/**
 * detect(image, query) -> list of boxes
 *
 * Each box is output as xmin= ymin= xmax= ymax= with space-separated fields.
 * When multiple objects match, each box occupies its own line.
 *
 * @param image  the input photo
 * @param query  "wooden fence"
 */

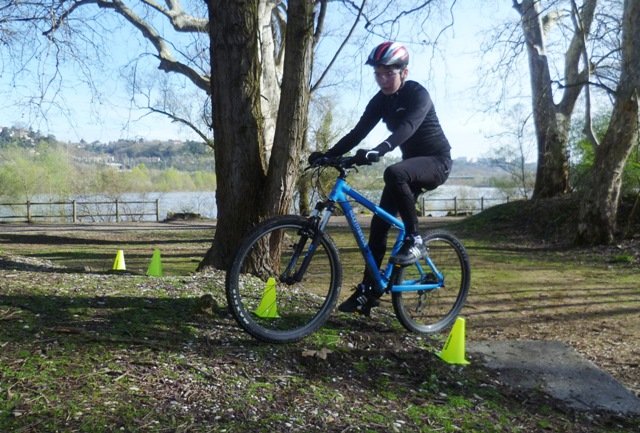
xmin=0 ymin=196 xmax=511 ymax=223
xmin=0 ymin=199 xmax=161 ymax=223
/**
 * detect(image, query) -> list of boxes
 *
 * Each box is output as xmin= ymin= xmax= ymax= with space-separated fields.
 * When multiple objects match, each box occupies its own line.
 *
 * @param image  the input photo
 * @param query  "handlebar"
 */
xmin=305 ymin=156 xmax=360 ymax=178
xmin=306 ymin=155 xmax=364 ymax=169
xmin=321 ymin=155 xmax=354 ymax=167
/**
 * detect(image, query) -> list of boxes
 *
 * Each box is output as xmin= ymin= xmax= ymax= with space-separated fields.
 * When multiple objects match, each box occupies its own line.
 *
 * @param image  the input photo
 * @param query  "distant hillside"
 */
xmin=448 ymin=157 xmax=536 ymax=187
xmin=0 ymin=126 xmax=56 ymax=147
xmin=0 ymin=125 xmax=214 ymax=172
xmin=0 ymin=125 xmax=534 ymax=184
xmin=80 ymin=139 xmax=214 ymax=172
xmin=380 ymin=154 xmax=536 ymax=187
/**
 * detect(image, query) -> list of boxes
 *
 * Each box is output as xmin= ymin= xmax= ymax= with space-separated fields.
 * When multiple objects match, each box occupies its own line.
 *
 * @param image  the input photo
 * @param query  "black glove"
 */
xmin=308 ymin=151 xmax=326 ymax=166
xmin=353 ymin=148 xmax=380 ymax=165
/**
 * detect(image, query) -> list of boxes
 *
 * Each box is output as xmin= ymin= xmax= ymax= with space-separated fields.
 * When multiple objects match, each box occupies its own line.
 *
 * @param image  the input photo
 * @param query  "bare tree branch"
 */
xmin=552 ymin=78 xmax=616 ymax=95
xmin=570 ymin=0 xmax=599 ymax=148
xmin=43 ymin=0 xmax=210 ymax=92
xmin=368 ymin=0 xmax=437 ymax=29
xmin=355 ymin=0 xmax=437 ymax=35
xmin=43 ymin=0 xmax=100 ymax=38
xmin=142 ymin=103 xmax=213 ymax=146
xmin=138 ymin=0 xmax=208 ymax=32
xmin=311 ymin=0 xmax=366 ymax=92
xmin=313 ymin=0 xmax=328 ymax=45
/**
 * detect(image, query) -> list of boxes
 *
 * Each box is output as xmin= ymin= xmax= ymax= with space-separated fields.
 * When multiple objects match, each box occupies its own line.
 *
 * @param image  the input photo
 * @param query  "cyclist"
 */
xmin=309 ymin=41 xmax=452 ymax=315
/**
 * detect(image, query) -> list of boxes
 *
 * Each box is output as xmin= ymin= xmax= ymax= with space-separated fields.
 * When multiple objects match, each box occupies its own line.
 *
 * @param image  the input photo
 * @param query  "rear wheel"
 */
xmin=392 ymin=230 xmax=470 ymax=333
xmin=225 ymin=216 xmax=342 ymax=343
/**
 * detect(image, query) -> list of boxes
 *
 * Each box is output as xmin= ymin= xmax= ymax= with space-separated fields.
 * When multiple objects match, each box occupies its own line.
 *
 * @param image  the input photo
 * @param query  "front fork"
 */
xmin=281 ymin=201 xmax=333 ymax=284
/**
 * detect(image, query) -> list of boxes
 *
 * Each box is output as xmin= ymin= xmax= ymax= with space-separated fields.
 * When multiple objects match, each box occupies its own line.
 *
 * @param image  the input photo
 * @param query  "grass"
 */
xmin=0 ymin=222 xmax=212 ymax=274
xmin=0 ymin=218 xmax=639 ymax=432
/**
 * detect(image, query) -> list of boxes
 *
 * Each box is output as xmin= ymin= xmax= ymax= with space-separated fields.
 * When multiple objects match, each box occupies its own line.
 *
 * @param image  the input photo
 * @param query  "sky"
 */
xmin=0 ymin=1 xmax=528 ymax=161
xmin=340 ymin=1 xmax=527 ymax=160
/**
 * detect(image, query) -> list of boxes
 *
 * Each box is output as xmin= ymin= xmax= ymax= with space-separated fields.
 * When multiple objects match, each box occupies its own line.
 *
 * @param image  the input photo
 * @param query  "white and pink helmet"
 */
xmin=365 ymin=42 xmax=409 ymax=68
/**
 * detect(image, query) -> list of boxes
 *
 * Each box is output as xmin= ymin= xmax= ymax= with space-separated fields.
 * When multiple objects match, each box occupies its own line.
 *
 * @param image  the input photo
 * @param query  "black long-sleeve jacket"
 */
xmin=326 ymin=80 xmax=451 ymax=159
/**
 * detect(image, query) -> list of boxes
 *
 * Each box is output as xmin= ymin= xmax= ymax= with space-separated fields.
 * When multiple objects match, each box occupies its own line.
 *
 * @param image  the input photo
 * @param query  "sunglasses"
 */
xmin=374 ymin=70 xmax=402 ymax=80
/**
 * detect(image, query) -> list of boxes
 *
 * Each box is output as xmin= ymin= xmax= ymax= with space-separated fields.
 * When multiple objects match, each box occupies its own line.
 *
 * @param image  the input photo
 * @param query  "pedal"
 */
xmin=357 ymin=298 xmax=380 ymax=317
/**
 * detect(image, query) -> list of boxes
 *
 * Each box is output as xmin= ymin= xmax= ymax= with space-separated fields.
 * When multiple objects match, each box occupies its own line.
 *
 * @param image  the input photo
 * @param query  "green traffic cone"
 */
xmin=436 ymin=317 xmax=470 ymax=365
xmin=146 ymin=249 xmax=163 ymax=277
xmin=254 ymin=277 xmax=280 ymax=318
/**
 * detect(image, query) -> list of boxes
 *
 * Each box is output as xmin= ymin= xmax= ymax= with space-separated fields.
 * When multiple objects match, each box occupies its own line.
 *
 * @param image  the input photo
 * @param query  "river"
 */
xmin=0 ymin=185 xmax=520 ymax=222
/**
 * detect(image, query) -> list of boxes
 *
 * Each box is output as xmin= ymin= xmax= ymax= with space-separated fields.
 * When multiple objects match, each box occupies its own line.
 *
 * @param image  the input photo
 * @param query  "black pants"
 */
xmin=363 ymin=156 xmax=452 ymax=286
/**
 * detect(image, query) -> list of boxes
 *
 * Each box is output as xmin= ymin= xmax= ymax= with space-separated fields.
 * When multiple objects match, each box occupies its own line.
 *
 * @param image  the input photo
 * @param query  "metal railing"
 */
xmin=418 ymin=196 xmax=511 ymax=216
xmin=0 ymin=199 xmax=161 ymax=223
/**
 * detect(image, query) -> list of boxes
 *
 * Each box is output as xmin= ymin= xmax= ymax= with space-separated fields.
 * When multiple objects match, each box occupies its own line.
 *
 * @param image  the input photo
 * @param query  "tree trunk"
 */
xmin=264 ymin=0 xmax=315 ymax=217
xmin=199 ymin=0 xmax=316 ymax=271
xmin=258 ymin=0 xmax=283 ymax=163
xmin=516 ymin=0 xmax=568 ymax=198
xmin=514 ymin=0 xmax=596 ymax=199
xmin=576 ymin=0 xmax=640 ymax=244
xmin=200 ymin=0 xmax=266 ymax=270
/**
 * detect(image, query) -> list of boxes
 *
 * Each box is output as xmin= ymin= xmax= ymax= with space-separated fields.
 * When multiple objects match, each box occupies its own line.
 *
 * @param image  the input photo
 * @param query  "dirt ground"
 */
xmin=0 ymin=220 xmax=638 ymax=408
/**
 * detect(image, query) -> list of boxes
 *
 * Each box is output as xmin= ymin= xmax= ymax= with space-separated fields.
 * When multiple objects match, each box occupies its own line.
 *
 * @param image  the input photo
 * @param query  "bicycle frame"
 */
xmin=316 ymin=174 xmax=444 ymax=296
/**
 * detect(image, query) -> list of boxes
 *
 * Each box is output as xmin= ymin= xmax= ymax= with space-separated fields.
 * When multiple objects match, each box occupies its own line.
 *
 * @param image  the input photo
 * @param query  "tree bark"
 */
xmin=200 ymin=0 xmax=266 ymax=270
xmin=576 ymin=0 xmax=640 ymax=244
xmin=264 ymin=0 xmax=315 ymax=217
xmin=199 ymin=0 xmax=316 ymax=270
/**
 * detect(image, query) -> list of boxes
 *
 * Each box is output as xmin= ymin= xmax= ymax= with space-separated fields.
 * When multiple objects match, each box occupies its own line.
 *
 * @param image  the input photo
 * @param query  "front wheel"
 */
xmin=225 ymin=216 xmax=342 ymax=343
xmin=392 ymin=230 xmax=470 ymax=334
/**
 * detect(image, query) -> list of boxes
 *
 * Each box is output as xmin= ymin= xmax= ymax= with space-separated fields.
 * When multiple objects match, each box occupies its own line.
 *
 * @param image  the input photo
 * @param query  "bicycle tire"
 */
xmin=392 ymin=230 xmax=470 ymax=334
xmin=225 ymin=215 xmax=342 ymax=343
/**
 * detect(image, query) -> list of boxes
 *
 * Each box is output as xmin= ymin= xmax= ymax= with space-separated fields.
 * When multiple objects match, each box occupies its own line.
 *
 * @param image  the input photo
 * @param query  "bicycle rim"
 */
xmin=225 ymin=216 xmax=342 ymax=343
xmin=392 ymin=230 xmax=470 ymax=334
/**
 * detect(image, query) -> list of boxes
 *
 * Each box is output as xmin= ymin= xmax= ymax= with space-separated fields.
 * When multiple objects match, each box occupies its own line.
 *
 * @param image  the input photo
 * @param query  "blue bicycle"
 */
xmin=225 ymin=156 xmax=470 ymax=343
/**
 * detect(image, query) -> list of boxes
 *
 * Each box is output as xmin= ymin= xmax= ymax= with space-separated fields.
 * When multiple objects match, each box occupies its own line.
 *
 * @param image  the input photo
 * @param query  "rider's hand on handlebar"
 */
xmin=308 ymin=151 xmax=327 ymax=166
xmin=353 ymin=148 xmax=380 ymax=166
